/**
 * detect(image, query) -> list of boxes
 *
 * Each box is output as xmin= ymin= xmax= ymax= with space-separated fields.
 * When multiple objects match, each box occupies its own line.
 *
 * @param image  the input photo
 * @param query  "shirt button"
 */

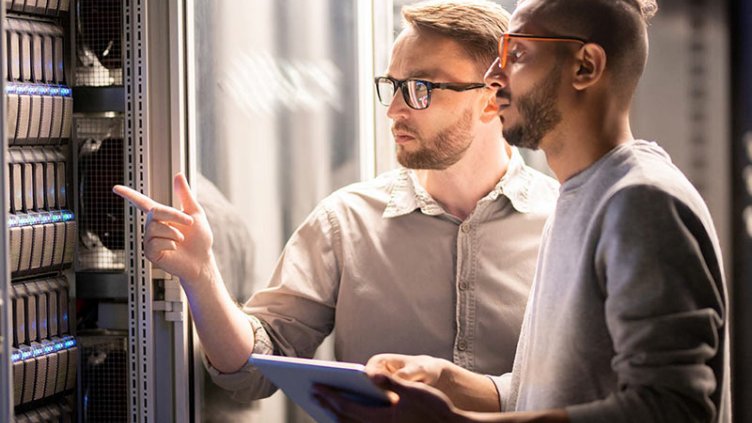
xmin=457 ymin=340 xmax=468 ymax=351
xmin=458 ymin=281 xmax=468 ymax=291
xmin=460 ymin=224 xmax=470 ymax=233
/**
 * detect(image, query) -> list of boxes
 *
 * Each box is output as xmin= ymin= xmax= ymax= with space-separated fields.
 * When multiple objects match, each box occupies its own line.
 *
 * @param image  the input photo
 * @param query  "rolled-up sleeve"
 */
xmin=487 ymin=373 xmax=513 ymax=412
xmin=567 ymin=186 xmax=728 ymax=422
xmin=204 ymin=315 xmax=278 ymax=401
xmin=205 ymin=201 xmax=342 ymax=401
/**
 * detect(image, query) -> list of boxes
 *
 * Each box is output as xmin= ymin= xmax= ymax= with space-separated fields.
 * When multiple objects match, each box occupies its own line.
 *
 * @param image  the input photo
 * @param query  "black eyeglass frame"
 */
xmin=374 ymin=76 xmax=486 ymax=110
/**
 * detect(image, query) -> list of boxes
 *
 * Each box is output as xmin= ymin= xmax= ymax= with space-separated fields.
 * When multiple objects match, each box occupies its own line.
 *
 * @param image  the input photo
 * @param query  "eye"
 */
xmin=507 ymin=48 xmax=525 ymax=64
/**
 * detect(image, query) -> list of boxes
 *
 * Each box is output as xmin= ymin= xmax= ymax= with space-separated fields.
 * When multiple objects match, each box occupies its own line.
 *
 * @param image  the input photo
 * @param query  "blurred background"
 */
xmin=191 ymin=0 xmax=751 ymax=422
xmin=2 ymin=0 xmax=749 ymax=422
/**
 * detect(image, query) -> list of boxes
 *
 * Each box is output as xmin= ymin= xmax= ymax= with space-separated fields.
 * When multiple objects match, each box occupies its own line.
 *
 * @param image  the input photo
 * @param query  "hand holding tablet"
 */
xmin=248 ymin=354 xmax=391 ymax=422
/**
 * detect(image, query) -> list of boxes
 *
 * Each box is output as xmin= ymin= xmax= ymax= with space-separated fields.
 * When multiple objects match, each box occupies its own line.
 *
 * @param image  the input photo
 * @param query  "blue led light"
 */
xmin=41 ymin=214 xmax=51 ymax=224
xmin=63 ymin=212 xmax=74 ymax=220
xmin=44 ymin=345 xmax=53 ymax=354
xmin=53 ymin=342 xmax=64 ymax=351
xmin=50 ymin=87 xmax=60 ymax=96
xmin=64 ymin=339 xmax=76 ymax=348
xmin=21 ymin=351 xmax=32 ymax=360
xmin=51 ymin=213 xmax=62 ymax=222
xmin=11 ymin=353 xmax=21 ymax=362
xmin=61 ymin=87 xmax=72 ymax=96
xmin=32 ymin=348 xmax=43 ymax=357
xmin=6 ymin=85 xmax=16 ymax=94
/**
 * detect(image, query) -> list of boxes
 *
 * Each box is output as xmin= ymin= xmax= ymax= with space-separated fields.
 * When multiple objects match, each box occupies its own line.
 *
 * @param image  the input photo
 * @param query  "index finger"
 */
xmin=366 ymin=354 xmax=406 ymax=376
xmin=113 ymin=185 xmax=159 ymax=212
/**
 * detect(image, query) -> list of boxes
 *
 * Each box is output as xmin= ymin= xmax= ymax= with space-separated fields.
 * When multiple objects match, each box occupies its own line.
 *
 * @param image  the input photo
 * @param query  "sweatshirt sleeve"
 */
xmin=567 ymin=185 xmax=728 ymax=423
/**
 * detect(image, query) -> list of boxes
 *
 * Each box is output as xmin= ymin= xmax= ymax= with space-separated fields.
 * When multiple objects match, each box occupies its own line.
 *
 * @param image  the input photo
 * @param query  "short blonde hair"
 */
xmin=401 ymin=0 xmax=510 ymax=72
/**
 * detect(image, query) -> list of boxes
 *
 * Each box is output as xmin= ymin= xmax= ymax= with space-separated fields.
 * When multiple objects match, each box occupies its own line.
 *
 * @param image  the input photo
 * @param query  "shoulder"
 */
xmin=522 ymin=164 xmax=560 ymax=211
xmin=325 ymin=169 xmax=400 ymax=204
xmin=507 ymin=157 xmax=559 ymax=215
xmin=601 ymin=141 xmax=709 ymax=220
xmin=312 ymin=169 xmax=403 ymax=220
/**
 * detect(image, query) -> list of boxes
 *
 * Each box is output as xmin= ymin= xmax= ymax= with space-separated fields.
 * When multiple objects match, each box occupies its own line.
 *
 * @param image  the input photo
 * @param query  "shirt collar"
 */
xmin=383 ymin=147 xmax=543 ymax=218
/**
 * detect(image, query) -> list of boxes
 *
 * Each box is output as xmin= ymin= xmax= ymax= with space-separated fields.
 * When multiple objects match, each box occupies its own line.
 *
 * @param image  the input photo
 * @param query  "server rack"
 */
xmin=0 ymin=0 xmax=195 ymax=421
xmin=2 ymin=1 xmax=78 ymax=421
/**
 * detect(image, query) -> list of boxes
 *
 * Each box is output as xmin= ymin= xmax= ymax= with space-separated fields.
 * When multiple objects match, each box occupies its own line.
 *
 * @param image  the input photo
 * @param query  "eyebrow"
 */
xmin=387 ymin=70 xmax=460 ymax=81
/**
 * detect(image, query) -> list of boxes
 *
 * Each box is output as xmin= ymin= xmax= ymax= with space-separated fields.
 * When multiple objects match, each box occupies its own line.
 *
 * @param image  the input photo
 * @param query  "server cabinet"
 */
xmin=0 ymin=0 xmax=195 ymax=421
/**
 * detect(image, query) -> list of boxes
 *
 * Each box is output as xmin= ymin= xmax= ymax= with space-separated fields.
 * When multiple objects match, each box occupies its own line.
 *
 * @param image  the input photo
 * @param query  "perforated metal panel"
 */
xmin=124 ymin=0 xmax=154 ymax=421
xmin=75 ymin=115 xmax=125 ymax=271
xmin=75 ymin=0 xmax=123 ymax=86
xmin=79 ymin=334 xmax=128 ymax=422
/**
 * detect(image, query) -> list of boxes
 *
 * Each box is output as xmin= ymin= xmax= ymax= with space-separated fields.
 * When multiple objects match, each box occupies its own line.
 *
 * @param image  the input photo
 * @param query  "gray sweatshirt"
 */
xmin=492 ymin=140 xmax=731 ymax=422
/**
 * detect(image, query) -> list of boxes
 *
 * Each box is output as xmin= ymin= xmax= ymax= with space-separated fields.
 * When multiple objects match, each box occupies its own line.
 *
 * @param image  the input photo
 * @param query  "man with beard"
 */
xmin=112 ymin=0 xmax=558 ymax=404
xmin=315 ymin=0 xmax=732 ymax=421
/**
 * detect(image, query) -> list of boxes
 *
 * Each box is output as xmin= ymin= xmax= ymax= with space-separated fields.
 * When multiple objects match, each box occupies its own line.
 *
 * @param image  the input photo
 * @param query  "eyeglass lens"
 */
xmin=376 ymin=78 xmax=430 ymax=109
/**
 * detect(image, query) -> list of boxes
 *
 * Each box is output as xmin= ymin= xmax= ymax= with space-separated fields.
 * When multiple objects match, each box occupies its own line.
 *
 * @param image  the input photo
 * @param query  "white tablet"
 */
xmin=248 ymin=354 xmax=391 ymax=422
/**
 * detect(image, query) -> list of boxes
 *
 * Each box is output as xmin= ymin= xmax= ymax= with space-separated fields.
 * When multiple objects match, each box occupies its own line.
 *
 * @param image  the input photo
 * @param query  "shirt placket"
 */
xmin=453 ymin=208 xmax=482 ymax=371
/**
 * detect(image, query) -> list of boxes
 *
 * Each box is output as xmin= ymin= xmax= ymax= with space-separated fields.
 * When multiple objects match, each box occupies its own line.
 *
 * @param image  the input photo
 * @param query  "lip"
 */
xmin=393 ymin=132 xmax=416 ymax=144
xmin=495 ymin=102 xmax=510 ymax=115
xmin=495 ymin=93 xmax=511 ymax=114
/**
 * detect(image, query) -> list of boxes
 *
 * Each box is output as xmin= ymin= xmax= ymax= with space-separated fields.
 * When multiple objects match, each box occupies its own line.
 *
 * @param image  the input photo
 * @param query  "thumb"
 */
xmin=174 ymin=173 xmax=201 ymax=214
xmin=394 ymin=363 xmax=426 ymax=382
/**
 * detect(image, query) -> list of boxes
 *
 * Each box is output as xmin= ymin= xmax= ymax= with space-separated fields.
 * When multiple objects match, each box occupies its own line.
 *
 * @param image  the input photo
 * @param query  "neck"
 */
xmin=415 ymin=141 xmax=511 ymax=221
xmin=544 ymin=107 xmax=634 ymax=183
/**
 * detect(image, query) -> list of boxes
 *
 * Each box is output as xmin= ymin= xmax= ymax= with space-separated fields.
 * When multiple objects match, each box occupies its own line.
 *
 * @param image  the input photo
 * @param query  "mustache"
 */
xmin=392 ymin=122 xmax=418 ymax=135
xmin=496 ymin=90 xmax=511 ymax=102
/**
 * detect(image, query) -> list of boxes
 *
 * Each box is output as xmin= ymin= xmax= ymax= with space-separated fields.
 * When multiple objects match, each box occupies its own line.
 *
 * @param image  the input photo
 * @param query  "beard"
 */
xmin=502 ymin=65 xmax=563 ymax=150
xmin=395 ymin=108 xmax=474 ymax=170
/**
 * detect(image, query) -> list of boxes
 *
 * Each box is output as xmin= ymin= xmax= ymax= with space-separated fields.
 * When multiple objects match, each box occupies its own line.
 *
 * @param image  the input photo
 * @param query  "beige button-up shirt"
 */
xmin=206 ymin=147 xmax=559 ymax=401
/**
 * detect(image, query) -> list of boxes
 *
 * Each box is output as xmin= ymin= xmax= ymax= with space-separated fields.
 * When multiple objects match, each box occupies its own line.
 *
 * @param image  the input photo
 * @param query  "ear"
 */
xmin=479 ymin=87 xmax=500 ymax=124
xmin=572 ymin=43 xmax=606 ymax=91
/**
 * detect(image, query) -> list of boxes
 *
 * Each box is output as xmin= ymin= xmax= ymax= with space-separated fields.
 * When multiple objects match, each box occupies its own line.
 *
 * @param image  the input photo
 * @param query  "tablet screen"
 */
xmin=249 ymin=354 xmax=391 ymax=422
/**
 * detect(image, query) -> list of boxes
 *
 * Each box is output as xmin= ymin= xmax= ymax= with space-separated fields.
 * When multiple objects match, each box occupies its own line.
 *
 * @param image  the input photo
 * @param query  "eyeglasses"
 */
xmin=498 ymin=33 xmax=588 ymax=70
xmin=374 ymin=76 xmax=486 ymax=110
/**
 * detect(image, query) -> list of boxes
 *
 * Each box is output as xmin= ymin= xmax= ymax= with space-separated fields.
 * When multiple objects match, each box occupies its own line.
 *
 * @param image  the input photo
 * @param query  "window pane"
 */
xmin=192 ymin=1 xmax=360 ymax=421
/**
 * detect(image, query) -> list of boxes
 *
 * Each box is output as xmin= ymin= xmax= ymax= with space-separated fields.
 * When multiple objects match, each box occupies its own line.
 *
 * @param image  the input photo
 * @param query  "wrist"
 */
xmin=435 ymin=358 xmax=458 ymax=392
xmin=182 ymin=252 xmax=220 ymax=292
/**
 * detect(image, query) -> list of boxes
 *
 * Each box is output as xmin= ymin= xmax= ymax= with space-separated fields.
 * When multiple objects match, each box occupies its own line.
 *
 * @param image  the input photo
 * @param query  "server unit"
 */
xmin=3 ymin=1 xmax=78 ymax=421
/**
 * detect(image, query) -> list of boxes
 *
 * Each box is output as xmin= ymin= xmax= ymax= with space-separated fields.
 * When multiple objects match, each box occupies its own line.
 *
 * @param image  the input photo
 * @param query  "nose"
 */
xmin=483 ymin=57 xmax=508 ymax=90
xmin=386 ymin=88 xmax=410 ymax=120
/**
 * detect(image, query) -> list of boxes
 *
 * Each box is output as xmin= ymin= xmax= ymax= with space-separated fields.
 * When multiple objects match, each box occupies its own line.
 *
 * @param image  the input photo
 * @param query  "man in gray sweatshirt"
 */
xmin=316 ymin=0 xmax=732 ymax=422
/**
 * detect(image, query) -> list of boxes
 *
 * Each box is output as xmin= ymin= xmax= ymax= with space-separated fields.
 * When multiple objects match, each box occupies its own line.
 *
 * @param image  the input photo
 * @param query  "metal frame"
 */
xmin=731 ymin=0 xmax=752 ymax=419
xmin=356 ymin=0 xmax=378 ymax=181
xmin=167 ymin=0 xmax=192 ymax=421
xmin=0 ymin=5 xmax=12 ymax=422
xmin=372 ymin=0 xmax=397 ymax=176
xmin=124 ymin=0 xmax=155 ymax=421
xmin=183 ymin=0 xmax=203 ymax=420
xmin=124 ymin=0 xmax=194 ymax=421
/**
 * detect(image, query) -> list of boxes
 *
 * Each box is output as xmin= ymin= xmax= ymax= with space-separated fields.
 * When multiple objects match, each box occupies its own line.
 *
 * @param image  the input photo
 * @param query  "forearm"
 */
xmin=182 ymin=254 xmax=255 ymax=373
xmin=437 ymin=361 xmax=502 ymax=412
xmin=461 ymin=409 xmax=569 ymax=423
